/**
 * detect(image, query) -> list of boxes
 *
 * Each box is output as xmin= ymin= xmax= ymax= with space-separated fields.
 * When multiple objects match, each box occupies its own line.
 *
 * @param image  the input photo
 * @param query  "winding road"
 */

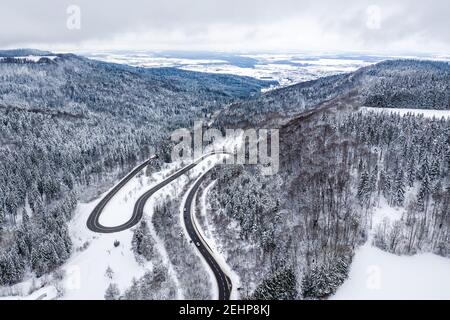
xmin=183 ymin=172 xmax=232 ymax=300
xmin=86 ymin=152 xmax=232 ymax=300
xmin=86 ymin=155 xmax=157 ymax=233
xmin=87 ymin=152 xmax=217 ymax=233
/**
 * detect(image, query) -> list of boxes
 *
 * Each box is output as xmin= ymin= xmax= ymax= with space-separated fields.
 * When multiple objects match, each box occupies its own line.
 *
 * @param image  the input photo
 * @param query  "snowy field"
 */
xmin=332 ymin=198 xmax=450 ymax=300
xmin=332 ymin=244 xmax=450 ymax=300
xmin=82 ymin=51 xmax=450 ymax=91
xmin=361 ymin=107 xmax=450 ymax=119
xmin=83 ymin=51 xmax=380 ymax=89
xmin=179 ymin=57 xmax=372 ymax=90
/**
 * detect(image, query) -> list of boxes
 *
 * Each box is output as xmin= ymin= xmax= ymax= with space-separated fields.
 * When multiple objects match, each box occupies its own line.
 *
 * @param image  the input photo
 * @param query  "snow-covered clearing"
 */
xmin=369 ymin=197 xmax=403 ymax=232
xmin=0 ymin=285 xmax=58 ymax=300
xmin=332 ymin=244 xmax=450 ymax=300
xmin=332 ymin=197 xmax=450 ymax=300
xmin=61 ymin=197 xmax=146 ymax=300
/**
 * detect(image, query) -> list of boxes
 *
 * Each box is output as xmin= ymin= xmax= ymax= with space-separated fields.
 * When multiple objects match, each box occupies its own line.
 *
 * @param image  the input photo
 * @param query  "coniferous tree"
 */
xmin=417 ymin=172 xmax=431 ymax=211
xmin=406 ymin=158 xmax=416 ymax=187
xmin=252 ymin=267 xmax=297 ymax=300
xmin=430 ymin=158 xmax=440 ymax=180
xmin=0 ymin=208 xmax=4 ymax=233
xmin=357 ymin=170 xmax=371 ymax=208
xmin=131 ymin=220 xmax=154 ymax=261
xmin=301 ymin=257 xmax=350 ymax=299
xmin=104 ymin=283 xmax=120 ymax=300
xmin=105 ymin=266 xmax=114 ymax=280
xmin=380 ymin=170 xmax=392 ymax=203
xmin=123 ymin=278 xmax=140 ymax=300
xmin=370 ymin=165 xmax=378 ymax=193
xmin=393 ymin=169 xmax=406 ymax=207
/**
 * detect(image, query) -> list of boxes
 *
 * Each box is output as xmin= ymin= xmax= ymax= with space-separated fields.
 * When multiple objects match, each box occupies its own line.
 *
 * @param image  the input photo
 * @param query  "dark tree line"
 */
xmin=0 ymin=193 xmax=76 ymax=285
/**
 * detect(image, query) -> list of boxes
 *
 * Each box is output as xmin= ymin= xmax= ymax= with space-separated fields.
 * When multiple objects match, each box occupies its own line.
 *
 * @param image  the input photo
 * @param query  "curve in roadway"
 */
xmin=86 ymin=151 xmax=232 ymax=300
xmin=87 ymin=152 xmax=224 ymax=233
xmin=183 ymin=172 xmax=232 ymax=300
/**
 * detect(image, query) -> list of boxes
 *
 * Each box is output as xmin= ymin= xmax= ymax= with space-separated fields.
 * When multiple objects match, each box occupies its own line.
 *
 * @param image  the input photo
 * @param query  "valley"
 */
xmin=0 ymin=50 xmax=449 ymax=301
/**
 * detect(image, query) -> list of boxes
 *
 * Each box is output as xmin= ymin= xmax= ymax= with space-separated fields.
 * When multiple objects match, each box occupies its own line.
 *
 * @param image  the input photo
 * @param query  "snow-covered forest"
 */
xmin=202 ymin=84 xmax=449 ymax=298
xmin=0 ymin=52 xmax=448 ymax=300
xmin=0 ymin=52 xmax=270 ymax=287
xmin=216 ymin=60 xmax=450 ymax=128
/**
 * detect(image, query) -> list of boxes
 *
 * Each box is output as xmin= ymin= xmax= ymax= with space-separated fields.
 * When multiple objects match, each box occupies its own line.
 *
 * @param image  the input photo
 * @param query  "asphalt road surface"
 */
xmin=86 ymin=152 xmax=223 ymax=233
xmin=182 ymin=172 xmax=232 ymax=300
xmin=86 ymin=156 xmax=156 ymax=233
xmin=86 ymin=151 xmax=232 ymax=300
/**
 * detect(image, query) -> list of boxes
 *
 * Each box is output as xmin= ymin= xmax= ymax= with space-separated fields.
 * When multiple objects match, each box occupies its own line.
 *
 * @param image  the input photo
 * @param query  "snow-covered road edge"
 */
xmin=195 ymin=180 xmax=241 ymax=300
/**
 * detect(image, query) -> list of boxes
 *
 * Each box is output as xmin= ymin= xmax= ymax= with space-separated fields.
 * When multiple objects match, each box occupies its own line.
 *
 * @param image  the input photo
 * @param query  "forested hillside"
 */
xmin=205 ymin=60 xmax=449 ymax=299
xmin=216 ymin=60 xmax=450 ymax=128
xmin=0 ymin=53 xmax=448 ymax=298
xmin=206 ymin=107 xmax=449 ymax=299
xmin=0 ymin=52 xmax=271 ymax=286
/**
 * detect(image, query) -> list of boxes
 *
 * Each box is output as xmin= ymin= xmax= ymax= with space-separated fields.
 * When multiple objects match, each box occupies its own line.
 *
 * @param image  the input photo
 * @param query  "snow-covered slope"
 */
xmin=332 ymin=198 xmax=450 ymax=300
xmin=331 ymin=244 xmax=450 ymax=300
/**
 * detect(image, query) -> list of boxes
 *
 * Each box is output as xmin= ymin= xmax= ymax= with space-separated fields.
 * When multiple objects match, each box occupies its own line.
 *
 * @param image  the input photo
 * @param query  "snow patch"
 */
xmin=331 ymin=243 xmax=450 ymax=300
xmin=0 ymin=286 xmax=58 ymax=300
xmin=332 ymin=196 xmax=450 ymax=300
xmin=61 ymin=197 xmax=147 ymax=300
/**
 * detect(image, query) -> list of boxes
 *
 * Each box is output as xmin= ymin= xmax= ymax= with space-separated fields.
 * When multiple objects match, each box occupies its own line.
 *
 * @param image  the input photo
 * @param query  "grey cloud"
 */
xmin=0 ymin=0 xmax=449 ymax=53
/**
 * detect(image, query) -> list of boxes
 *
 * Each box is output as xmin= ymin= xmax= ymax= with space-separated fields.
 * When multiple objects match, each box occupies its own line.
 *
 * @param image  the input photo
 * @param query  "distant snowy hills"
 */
xmin=82 ymin=51 xmax=382 ymax=89
xmin=0 ymin=49 xmax=53 ymax=57
xmin=0 ymin=49 xmax=58 ymax=63
xmin=215 ymin=59 xmax=450 ymax=128
xmin=82 ymin=51 xmax=450 ymax=91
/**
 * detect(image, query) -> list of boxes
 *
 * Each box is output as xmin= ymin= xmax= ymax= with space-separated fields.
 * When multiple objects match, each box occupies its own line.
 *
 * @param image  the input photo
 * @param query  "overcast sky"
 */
xmin=1 ymin=0 xmax=449 ymax=54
